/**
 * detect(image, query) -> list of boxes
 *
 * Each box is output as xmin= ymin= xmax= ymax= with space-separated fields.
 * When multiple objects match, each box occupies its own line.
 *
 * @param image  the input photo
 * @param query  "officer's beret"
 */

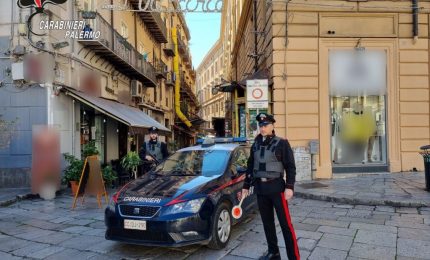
xmin=256 ymin=113 xmax=276 ymax=126
xmin=149 ymin=126 xmax=158 ymax=133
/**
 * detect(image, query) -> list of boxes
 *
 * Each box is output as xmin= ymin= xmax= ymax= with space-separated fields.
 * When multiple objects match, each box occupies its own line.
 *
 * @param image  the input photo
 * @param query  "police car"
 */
xmin=105 ymin=138 xmax=256 ymax=249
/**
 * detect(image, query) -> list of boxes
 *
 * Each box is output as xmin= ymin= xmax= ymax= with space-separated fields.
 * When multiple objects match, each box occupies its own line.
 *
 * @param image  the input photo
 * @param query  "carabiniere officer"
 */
xmin=241 ymin=113 xmax=300 ymax=260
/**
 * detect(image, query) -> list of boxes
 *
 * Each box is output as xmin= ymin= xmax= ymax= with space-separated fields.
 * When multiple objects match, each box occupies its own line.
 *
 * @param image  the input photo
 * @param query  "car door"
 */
xmin=229 ymin=147 xmax=255 ymax=212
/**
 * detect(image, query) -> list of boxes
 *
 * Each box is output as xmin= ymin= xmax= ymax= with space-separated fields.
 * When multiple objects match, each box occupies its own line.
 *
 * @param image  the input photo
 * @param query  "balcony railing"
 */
xmin=129 ymin=0 xmax=168 ymax=43
xmin=154 ymin=59 xmax=168 ymax=79
xmin=179 ymin=72 xmax=198 ymax=106
xmin=177 ymin=32 xmax=186 ymax=55
xmin=79 ymin=12 xmax=156 ymax=87
xmin=166 ymin=71 xmax=176 ymax=87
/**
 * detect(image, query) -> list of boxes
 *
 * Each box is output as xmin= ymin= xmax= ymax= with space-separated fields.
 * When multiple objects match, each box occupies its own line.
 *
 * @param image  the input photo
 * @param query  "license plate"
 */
xmin=124 ymin=219 xmax=146 ymax=230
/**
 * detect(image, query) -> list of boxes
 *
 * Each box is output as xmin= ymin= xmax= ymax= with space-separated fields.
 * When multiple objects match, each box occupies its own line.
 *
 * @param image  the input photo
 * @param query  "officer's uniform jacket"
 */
xmin=243 ymin=134 xmax=296 ymax=194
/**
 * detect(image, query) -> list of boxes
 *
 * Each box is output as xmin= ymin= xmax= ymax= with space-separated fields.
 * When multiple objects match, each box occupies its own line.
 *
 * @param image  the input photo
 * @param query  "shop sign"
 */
xmin=330 ymin=50 xmax=386 ymax=96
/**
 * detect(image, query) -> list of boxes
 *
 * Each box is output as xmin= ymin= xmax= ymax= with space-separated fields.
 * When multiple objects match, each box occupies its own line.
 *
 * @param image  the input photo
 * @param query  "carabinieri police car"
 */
xmin=105 ymin=137 xmax=256 ymax=249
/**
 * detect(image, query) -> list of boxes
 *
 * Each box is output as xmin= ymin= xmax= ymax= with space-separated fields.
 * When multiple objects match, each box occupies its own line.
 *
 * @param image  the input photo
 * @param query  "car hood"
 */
xmin=119 ymin=174 xmax=219 ymax=205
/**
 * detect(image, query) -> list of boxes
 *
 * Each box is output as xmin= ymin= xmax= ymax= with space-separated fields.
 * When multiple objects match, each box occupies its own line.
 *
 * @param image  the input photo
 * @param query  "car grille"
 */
xmin=119 ymin=205 xmax=161 ymax=218
xmin=109 ymin=228 xmax=174 ymax=243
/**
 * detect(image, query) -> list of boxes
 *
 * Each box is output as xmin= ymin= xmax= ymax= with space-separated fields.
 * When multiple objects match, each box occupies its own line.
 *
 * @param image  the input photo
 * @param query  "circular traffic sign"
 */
xmin=252 ymin=88 xmax=263 ymax=99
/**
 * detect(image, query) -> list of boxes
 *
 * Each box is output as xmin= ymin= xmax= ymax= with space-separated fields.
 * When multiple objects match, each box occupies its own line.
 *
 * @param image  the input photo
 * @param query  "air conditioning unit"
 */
xmin=131 ymin=80 xmax=143 ymax=97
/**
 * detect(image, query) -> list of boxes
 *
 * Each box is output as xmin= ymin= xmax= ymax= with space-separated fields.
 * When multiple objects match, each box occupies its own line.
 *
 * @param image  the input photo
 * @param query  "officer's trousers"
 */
xmin=257 ymin=192 xmax=300 ymax=260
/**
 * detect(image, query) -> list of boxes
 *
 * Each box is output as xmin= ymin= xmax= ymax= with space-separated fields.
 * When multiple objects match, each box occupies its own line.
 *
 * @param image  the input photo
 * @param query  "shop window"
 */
xmin=329 ymin=50 xmax=387 ymax=166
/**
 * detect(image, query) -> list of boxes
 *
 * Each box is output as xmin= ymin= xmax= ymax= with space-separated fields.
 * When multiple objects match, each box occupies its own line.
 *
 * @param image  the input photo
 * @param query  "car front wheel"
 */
xmin=207 ymin=202 xmax=232 ymax=249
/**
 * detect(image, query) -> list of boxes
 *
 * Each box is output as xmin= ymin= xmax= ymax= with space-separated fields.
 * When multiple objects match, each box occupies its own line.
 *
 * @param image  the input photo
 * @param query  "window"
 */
xmin=121 ymin=21 xmax=128 ymax=39
xmin=154 ymin=150 xmax=230 ymax=177
xmin=231 ymin=148 xmax=250 ymax=173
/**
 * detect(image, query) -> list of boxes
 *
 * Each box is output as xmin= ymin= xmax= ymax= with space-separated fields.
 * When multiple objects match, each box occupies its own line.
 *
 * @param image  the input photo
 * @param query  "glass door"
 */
xmin=331 ymin=96 xmax=387 ymax=165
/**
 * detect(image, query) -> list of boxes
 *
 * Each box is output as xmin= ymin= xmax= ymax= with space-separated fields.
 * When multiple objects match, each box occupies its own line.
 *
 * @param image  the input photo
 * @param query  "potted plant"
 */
xmin=82 ymin=140 xmax=99 ymax=158
xmin=102 ymin=165 xmax=118 ymax=188
xmin=63 ymin=153 xmax=84 ymax=195
xmin=121 ymin=151 xmax=142 ymax=179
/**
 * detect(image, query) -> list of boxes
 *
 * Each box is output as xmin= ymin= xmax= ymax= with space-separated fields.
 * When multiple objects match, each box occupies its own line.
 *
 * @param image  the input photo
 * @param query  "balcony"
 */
xmin=78 ymin=13 xmax=156 ymax=87
xmin=163 ymin=42 xmax=175 ymax=57
xmin=129 ymin=0 xmax=167 ymax=43
xmin=177 ymin=32 xmax=186 ymax=55
xmin=179 ymin=72 xmax=198 ymax=106
xmin=154 ymin=59 xmax=167 ymax=79
xmin=166 ymin=72 xmax=176 ymax=87
xmin=183 ymin=52 xmax=190 ymax=63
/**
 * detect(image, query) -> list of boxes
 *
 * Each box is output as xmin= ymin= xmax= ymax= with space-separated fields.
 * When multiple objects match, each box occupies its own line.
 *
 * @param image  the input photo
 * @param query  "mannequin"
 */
xmin=340 ymin=102 xmax=376 ymax=163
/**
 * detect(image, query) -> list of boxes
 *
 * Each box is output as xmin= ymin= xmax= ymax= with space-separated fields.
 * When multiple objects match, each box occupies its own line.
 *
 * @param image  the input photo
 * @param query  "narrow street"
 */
xmin=1 ymin=192 xmax=430 ymax=260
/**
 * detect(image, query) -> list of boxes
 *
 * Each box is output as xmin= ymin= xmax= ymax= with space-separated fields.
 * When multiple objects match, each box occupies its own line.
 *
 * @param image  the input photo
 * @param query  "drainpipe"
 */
xmin=412 ymin=0 xmax=419 ymax=42
xmin=172 ymin=27 xmax=192 ymax=128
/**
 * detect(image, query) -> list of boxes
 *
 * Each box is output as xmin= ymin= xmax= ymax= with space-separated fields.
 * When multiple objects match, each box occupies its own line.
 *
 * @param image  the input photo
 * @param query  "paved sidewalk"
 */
xmin=1 ymin=193 xmax=430 ymax=259
xmin=0 ymin=188 xmax=31 ymax=207
xmin=295 ymin=172 xmax=430 ymax=207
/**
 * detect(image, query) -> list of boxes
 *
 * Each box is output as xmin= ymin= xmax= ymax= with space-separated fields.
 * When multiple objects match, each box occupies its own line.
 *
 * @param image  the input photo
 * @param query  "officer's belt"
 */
xmin=259 ymin=177 xmax=278 ymax=183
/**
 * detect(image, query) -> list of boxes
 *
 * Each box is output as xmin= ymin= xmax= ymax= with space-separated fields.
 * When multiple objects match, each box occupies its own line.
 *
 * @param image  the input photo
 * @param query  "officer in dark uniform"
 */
xmin=242 ymin=113 xmax=299 ymax=260
xmin=139 ymin=126 xmax=169 ymax=174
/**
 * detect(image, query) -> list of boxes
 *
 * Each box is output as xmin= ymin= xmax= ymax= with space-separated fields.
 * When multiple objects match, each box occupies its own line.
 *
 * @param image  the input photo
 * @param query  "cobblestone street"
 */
xmin=1 ymin=190 xmax=430 ymax=260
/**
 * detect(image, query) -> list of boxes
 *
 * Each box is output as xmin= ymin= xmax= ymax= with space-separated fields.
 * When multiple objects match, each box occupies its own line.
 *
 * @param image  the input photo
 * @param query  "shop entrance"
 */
xmin=331 ymin=95 xmax=388 ymax=172
xmin=329 ymin=49 xmax=388 ymax=173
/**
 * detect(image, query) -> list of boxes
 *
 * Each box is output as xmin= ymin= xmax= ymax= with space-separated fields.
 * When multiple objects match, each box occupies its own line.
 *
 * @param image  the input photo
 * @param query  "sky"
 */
xmin=184 ymin=12 xmax=221 ymax=69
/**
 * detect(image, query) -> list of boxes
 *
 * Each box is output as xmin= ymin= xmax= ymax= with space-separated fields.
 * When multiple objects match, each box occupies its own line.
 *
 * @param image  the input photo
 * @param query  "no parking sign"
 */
xmin=247 ymin=79 xmax=268 ymax=109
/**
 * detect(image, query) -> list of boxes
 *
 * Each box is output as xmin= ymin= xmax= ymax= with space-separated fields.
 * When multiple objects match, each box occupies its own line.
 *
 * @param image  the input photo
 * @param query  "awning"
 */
xmin=64 ymin=88 xmax=170 ymax=132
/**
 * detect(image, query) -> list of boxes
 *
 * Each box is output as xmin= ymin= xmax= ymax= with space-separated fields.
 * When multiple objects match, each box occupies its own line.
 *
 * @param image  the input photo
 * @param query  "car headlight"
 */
xmin=107 ymin=192 xmax=119 ymax=209
xmin=163 ymin=198 xmax=205 ymax=215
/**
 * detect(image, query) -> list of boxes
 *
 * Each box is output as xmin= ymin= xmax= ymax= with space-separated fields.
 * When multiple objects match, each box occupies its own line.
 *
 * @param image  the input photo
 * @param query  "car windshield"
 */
xmin=153 ymin=150 xmax=230 ymax=177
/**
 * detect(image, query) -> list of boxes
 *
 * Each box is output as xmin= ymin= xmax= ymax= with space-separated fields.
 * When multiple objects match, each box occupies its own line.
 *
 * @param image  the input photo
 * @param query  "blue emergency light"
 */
xmin=196 ymin=137 xmax=249 ymax=145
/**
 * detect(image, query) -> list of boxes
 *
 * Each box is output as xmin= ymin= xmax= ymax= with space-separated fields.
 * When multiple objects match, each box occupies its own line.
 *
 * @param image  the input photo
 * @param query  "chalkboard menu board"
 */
xmin=72 ymin=155 xmax=108 ymax=209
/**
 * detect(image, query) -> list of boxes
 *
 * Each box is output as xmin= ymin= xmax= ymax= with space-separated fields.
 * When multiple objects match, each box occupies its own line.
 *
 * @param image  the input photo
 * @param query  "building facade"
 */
xmin=197 ymin=40 xmax=227 ymax=137
xmin=227 ymin=0 xmax=430 ymax=179
xmin=170 ymin=11 xmax=201 ymax=148
xmin=0 ymin=0 xmax=197 ymax=187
